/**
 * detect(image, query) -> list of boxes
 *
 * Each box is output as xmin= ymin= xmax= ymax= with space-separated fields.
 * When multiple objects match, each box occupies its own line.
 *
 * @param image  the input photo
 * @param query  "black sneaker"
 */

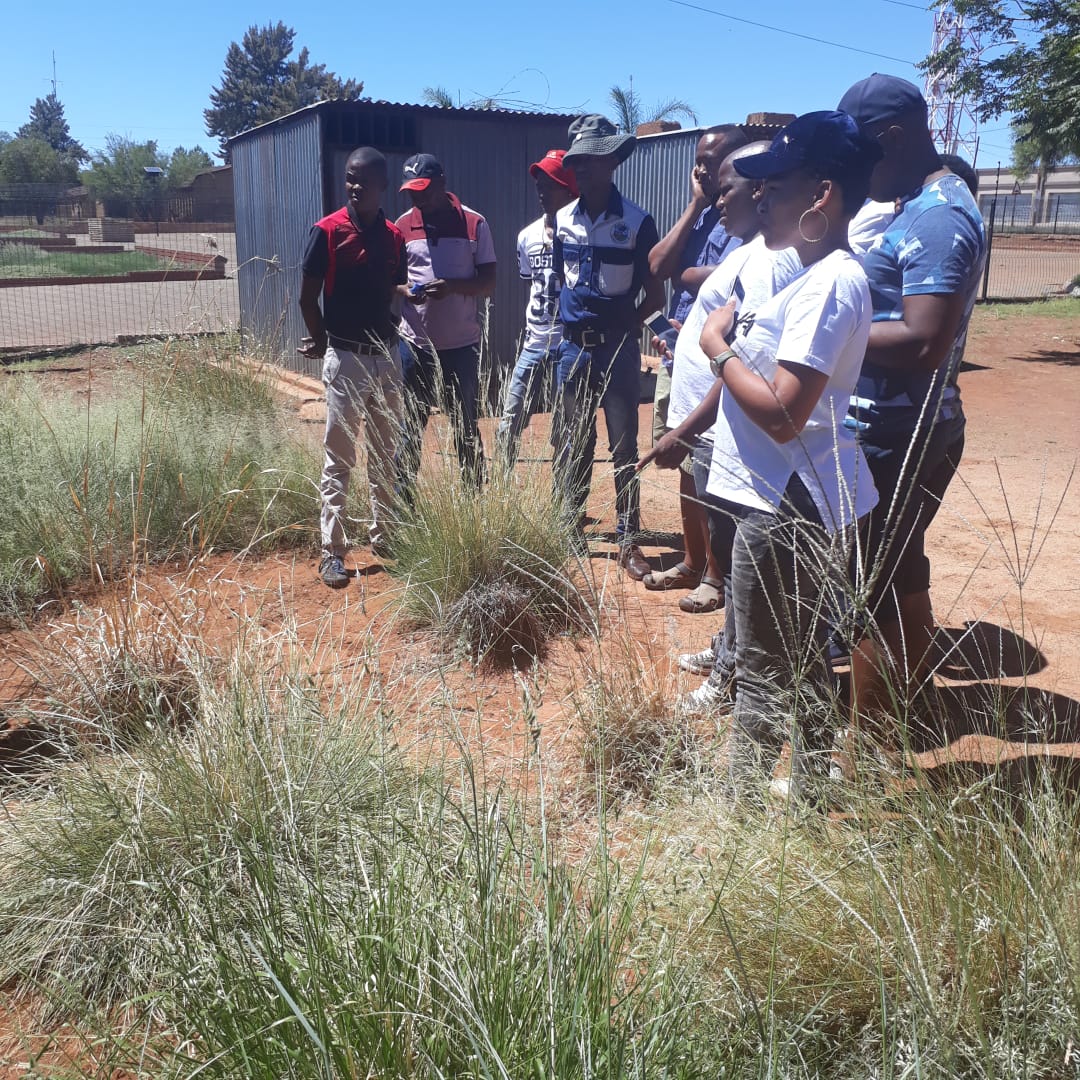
xmin=319 ymin=553 xmax=350 ymax=588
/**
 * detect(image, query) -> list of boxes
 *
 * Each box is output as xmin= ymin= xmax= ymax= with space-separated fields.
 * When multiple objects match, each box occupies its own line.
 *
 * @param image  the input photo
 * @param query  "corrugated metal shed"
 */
xmin=617 ymin=128 xmax=701 ymax=239
xmin=230 ymin=100 xmax=571 ymax=379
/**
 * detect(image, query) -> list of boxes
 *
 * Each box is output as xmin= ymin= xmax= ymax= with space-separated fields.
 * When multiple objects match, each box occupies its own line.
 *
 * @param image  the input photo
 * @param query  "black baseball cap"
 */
xmin=732 ymin=110 xmax=882 ymax=180
xmin=400 ymin=153 xmax=445 ymax=192
xmin=838 ymin=74 xmax=928 ymax=129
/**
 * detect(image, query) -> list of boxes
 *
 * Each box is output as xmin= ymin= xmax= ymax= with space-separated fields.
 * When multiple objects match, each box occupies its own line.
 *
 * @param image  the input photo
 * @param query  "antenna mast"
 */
xmin=925 ymin=4 xmax=981 ymax=162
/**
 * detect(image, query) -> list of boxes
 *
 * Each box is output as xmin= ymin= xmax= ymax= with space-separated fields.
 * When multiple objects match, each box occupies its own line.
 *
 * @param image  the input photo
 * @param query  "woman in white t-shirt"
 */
xmin=694 ymin=111 xmax=882 ymax=806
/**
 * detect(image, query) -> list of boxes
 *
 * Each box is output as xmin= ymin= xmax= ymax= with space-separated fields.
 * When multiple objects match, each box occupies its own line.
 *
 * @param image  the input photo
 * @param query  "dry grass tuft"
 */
xmin=573 ymin=637 xmax=696 ymax=797
xmin=33 ymin=579 xmax=213 ymax=748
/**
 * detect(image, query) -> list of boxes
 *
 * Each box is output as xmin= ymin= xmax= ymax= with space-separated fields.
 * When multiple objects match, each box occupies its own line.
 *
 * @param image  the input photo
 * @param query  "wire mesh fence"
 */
xmin=981 ymin=232 xmax=1080 ymax=300
xmin=0 ymin=216 xmax=238 ymax=354
xmin=2 ymin=202 xmax=1077 ymax=359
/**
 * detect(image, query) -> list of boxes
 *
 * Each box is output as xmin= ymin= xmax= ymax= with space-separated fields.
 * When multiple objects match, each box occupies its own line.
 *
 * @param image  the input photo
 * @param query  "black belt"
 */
xmin=564 ymin=327 xmax=632 ymax=349
xmin=328 ymin=334 xmax=396 ymax=355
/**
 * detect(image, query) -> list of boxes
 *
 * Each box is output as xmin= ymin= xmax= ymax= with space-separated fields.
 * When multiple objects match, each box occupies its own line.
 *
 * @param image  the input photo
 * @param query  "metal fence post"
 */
xmin=981 ymin=164 xmax=1000 ymax=302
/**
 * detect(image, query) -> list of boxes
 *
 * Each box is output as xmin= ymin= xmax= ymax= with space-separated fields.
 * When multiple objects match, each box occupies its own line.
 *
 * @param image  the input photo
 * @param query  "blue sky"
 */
xmin=0 ymin=0 xmax=1017 ymax=167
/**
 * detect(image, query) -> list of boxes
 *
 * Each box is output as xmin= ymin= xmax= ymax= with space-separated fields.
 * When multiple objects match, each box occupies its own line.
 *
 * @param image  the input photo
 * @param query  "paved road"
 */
xmin=0 ymin=276 xmax=240 ymax=350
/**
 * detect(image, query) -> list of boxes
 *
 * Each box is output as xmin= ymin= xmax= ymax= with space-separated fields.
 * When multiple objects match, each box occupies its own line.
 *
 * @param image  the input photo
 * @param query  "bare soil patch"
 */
xmin=2 ymin=309 xmax=1079 ymax=771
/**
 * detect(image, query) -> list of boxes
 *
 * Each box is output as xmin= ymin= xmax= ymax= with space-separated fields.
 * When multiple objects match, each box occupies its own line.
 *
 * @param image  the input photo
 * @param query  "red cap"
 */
xmin=529 ymin=149 xmax=579 ymax=197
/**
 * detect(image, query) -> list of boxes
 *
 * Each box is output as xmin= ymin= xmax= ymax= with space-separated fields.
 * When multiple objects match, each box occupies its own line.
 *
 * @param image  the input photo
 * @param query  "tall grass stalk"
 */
xmin=0 ymin=340 xmax=318 ymax=617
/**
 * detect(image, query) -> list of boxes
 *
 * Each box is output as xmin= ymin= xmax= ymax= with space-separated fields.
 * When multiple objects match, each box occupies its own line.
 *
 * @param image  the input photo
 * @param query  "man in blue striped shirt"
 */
xmin=553 ymin=114 xmax=665 ymax=580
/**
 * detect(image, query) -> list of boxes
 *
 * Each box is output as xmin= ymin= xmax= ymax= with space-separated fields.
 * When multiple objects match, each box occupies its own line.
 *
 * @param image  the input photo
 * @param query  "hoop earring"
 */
xmin=798 ymin=206 xmax=829 ymax=243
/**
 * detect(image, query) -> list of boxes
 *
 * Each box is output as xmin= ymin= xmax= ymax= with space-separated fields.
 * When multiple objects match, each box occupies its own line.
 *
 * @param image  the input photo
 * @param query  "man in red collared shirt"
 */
xmin=300 ymin=146 xmax=408 ymax=588
xmin=395 ymin=154 xmax=497 ymax=490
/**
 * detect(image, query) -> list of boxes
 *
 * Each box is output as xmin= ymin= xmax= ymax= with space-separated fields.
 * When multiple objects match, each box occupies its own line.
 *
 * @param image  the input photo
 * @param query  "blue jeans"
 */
xmin=495 ymin=344 xmax=556 ymax=467
xmin=554 ymin=336 xmax=641 ymax=540
xmin=399 ymin=340 xmax=483 ymax=491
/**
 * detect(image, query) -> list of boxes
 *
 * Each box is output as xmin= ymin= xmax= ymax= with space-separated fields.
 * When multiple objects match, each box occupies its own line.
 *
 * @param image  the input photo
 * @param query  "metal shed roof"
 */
xmin=227 ymin=98 xmax=573 ymax=146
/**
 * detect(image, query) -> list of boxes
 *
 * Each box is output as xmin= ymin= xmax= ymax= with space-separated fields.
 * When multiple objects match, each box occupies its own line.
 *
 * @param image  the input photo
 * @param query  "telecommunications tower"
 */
xmin=925 ymin=4 xmax=982 ymax=162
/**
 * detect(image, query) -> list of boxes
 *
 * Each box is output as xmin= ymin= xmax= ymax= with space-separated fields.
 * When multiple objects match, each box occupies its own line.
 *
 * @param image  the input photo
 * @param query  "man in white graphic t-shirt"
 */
xmin=496 ymin=150 xmax=579 ymax=467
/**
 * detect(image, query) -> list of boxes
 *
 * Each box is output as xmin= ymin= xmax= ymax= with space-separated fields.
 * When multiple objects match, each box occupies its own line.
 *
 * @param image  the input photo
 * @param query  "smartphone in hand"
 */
xmin=643 ymin=310 xmax=675 ymax=337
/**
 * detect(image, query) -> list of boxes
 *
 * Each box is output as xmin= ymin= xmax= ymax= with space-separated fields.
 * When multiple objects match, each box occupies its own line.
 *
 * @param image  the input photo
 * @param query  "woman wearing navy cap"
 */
xmin=676 ymin=110 xmax=881 ymax=806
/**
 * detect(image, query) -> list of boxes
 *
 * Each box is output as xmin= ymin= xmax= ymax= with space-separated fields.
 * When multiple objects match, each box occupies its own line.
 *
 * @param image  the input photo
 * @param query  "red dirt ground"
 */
xmin=1 ymin=305 xmax=1079 ymax=1069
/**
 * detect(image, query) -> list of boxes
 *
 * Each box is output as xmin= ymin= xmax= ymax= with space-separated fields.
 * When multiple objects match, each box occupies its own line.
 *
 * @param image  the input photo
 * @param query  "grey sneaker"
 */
xmin=319 ymin=553 xmax=350 ymax=589
xmin=676 ymin=674 xmax=733 ymax=716
xmin=677 ymin=646 xmax=716 ymax=676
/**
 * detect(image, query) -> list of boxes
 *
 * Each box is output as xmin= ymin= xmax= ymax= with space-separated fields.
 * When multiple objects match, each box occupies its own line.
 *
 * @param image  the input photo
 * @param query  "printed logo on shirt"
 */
xmin=528 ymin=249 xmax=554 ymax=272
xmin=734 ymin=310 xmax=757 ymax=338
xmin=610 ymin=221 xmax=630 ymax=244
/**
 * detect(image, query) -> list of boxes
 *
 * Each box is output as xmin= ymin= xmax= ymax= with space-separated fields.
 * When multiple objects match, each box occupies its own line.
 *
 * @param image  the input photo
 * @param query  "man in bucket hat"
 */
xmin=495 ymin=149 xmax=578 ymax=467
xmin=553 ymin=114 xmax=665 ymax=579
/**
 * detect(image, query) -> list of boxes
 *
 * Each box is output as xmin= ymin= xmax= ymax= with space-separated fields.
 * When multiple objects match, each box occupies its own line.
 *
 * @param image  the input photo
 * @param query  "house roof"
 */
xmin=228 ymin=98 xmax=574 ymax=146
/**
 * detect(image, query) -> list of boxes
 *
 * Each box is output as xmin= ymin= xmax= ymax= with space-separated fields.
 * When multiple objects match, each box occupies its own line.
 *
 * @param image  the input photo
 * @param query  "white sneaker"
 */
xmin=677 ymin=646 xmax=716 ymax=676
xmin=676 ymin=676 xmax=732 ymax=716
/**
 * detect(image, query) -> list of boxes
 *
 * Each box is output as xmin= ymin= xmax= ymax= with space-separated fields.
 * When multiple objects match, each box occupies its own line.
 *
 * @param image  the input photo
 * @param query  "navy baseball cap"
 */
xmin=732 ymin=111 xmax=882 ymax=180
xmin=838 ymin=74 xmax=928 ymax=129
xmin=400 ymin=153 xmax=445 ymax=192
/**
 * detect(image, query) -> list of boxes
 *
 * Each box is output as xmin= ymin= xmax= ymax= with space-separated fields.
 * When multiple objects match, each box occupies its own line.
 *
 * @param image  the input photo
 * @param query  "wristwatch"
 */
xmin=709 ymin=348 xmax=737 ymax=377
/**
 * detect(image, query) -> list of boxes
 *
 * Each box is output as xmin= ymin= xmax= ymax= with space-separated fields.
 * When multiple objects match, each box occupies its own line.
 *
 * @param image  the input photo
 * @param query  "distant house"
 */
xmin=228 ymin=99 xmax=571 ymax=378
xmin=168 ymin=166 xmax=234 ymax=224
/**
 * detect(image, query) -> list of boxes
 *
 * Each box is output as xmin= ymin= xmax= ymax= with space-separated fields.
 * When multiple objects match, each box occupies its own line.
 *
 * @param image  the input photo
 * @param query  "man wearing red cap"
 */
xmin=495 ymin=149 xmax=579 ymax=467
xmin=395 ymin=153 xmax=497 ymax=491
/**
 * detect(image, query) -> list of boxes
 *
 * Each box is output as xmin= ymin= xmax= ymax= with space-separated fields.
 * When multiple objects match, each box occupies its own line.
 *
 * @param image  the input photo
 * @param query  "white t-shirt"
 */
xmin=707 ymin=248 xmax=878 ymax=532
xmin=667 ymin=236 xmax=803 ymax=438
xmin=848 ymin=199 xmax=895 ymax=256
xmin=517 ymin=216 xmax=563 ymax=352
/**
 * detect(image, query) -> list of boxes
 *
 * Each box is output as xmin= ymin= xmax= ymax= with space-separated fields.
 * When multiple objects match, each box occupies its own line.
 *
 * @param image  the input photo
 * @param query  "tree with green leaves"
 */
xmin=608 ymin=83 xmax=697 ymax=134
xmin=922 ymin=0 xmax=1080 ymax=223
xmin=205 ymin=22 xmax=362 ymax=157
xmin=17 ymin=93 xmax=87 ymax=165
xmin=165 ymin=146 xmax=215 ymax=189
xmin=422 ymin=86 xmax=456 ymax=108
xmin=81 ymin=136 xmax=168 ymax=216
xmin=0 ymin=136 xmax=79 ymax=223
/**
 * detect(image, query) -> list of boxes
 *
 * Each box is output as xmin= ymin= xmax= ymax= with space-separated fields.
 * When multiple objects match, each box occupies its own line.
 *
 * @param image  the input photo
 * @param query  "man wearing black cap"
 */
xmin=837 ymin=74 xmax=986 ymax=715
xmin=395 ymin=153 xmax=497 ymax=490
xmin=554 ymin=114 xmax=665 ymax=579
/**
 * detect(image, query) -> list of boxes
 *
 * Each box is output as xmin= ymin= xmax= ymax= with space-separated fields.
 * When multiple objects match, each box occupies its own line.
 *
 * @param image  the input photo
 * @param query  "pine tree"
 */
xmin=17 ymin=93 xmax=87 ymax=165
xmin=204 ymin=23 xmax=362 ymax=157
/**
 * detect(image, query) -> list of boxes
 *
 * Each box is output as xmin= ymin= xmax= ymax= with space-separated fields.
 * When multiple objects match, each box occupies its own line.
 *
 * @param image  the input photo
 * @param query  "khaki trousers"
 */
xmin=320 ymin=343 xmax=403 ymax=554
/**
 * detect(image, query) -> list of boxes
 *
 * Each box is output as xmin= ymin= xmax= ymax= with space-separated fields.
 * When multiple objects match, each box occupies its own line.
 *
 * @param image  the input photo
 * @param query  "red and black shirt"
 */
xmin=302 ymin=206 xmax=407 ymax=347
